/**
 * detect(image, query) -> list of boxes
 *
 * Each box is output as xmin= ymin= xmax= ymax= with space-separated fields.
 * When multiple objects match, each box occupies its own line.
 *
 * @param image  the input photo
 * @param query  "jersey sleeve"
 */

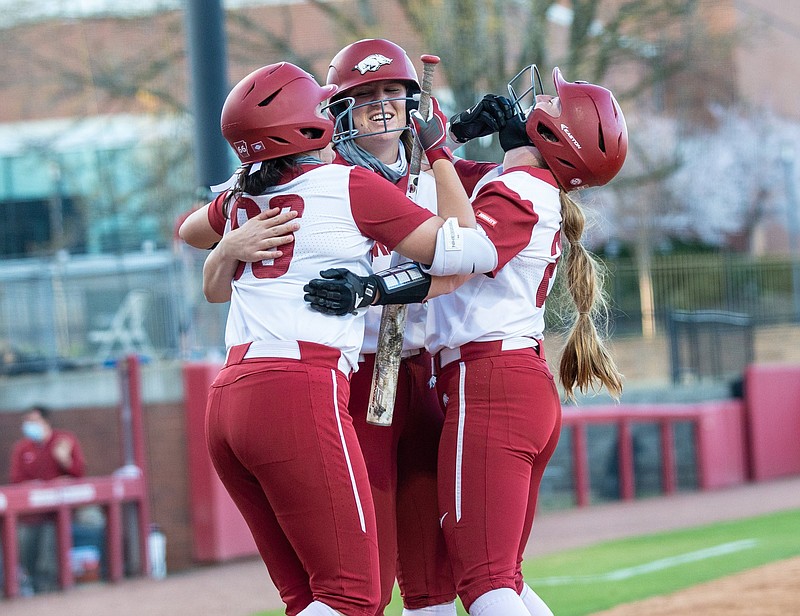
xmin=62 ymin=432 xmax=86 ymax=478
xmin=9 ymin=442 xmax=24 ymax=483
xmin=471 ymin=174 xmax=541 ymax=273
xmin=454 ymin=159 xmax=500 ymax=197
xmin=348 ymin=166 xmax=436 ymax=250
xmin=207 ymin=193 xmax=229 ymax=236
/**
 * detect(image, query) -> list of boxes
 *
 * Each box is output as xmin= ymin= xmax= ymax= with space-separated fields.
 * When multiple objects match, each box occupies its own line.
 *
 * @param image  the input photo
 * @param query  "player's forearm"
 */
xmin=202 ymin=244 xmax=238 ymax=303
xmin=424 ymin=273 xmax=474 ymax=301
xmin=431 ymin=159 xmax=476 ymax=229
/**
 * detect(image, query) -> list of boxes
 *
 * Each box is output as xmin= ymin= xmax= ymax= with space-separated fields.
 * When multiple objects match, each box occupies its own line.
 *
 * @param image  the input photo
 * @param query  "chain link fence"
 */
xmin=0 ymin=250 xmax=798 ymax=376
xmin=0 ymin=246 xmax=227 ymax=375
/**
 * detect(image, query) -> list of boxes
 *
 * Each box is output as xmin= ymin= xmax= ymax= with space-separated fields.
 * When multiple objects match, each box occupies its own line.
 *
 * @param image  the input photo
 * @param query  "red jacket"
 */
xmin=10 ymin=429 xmax=86 ymax=483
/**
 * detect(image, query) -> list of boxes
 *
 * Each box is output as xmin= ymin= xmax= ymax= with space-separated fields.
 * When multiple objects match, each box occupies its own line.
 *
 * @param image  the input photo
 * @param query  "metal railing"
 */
xmin=604 ymin=254 xmax=798 ymax=335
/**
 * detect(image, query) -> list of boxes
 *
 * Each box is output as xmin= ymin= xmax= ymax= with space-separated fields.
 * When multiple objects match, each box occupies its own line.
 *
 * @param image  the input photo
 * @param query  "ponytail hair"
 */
xmin=557 ymin=189 xmax=623 ymax=401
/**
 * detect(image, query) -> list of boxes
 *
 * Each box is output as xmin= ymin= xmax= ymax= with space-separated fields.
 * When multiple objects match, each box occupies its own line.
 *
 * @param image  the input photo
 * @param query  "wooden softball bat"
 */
xmin=366 ymin=54 xmax=440 ymax=426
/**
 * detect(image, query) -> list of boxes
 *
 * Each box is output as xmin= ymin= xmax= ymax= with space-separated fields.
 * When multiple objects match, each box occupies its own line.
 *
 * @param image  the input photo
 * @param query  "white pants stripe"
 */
xmin=331 ymin=368 xmax=367 ymax=532
xmin=455 ymin=361 xmax=467 ymax=522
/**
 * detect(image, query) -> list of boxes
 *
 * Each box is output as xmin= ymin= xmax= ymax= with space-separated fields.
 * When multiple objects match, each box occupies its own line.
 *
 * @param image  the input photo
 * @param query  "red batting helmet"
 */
xmin=221 ymin=62 xmax=337 ymax=164
xmin=326 ymin=38 xmax=420 ymax=97
xmin=526 ymin=67 xmax=628 ymax=190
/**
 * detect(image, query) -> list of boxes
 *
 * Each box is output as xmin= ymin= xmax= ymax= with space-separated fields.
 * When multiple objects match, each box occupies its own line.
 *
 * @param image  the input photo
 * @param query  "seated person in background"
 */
xmin=10 ymin=405 xmax=86 ymax=593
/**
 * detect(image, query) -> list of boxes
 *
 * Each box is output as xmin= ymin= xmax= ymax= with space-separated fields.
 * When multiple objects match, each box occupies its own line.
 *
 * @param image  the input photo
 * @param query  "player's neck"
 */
xmin=360 ymin=135 xmax=400 ymax=165
xmin=503 ymin=145 xmax=545 ymax=170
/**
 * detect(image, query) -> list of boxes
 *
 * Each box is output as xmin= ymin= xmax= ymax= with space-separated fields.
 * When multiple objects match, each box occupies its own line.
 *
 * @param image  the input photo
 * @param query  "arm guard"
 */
xmin=372 ymin=262 xmax=432 ymax=305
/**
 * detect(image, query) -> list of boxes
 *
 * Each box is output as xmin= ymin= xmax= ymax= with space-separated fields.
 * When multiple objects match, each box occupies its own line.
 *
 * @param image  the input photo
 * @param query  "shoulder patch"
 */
xmin=476 ymin=210 xmax=498 ymax=228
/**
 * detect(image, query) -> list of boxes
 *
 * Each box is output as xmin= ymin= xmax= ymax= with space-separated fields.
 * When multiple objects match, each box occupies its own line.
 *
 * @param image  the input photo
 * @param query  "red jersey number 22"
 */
xmin=232 ymin=194 xmax=305 ymax=280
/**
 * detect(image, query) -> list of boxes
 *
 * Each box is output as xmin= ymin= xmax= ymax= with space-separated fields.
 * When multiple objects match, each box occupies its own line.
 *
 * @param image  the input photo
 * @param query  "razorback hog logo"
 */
xmin=353 ymin=53 xmax=393 ymax=75
xmin=560 ymin=124 xmax=582 ymax=149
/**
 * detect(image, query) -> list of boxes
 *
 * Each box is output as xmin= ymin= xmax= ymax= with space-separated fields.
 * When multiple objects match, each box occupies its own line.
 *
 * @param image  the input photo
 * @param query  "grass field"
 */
xmin=253 ymin=508 xmax=800 ymax=616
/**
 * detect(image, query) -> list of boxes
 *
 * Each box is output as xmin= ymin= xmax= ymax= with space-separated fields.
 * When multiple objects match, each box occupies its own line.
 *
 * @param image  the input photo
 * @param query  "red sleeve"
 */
xmin=348 ymin=167 xmax=436 ymax=250
xmin=207 ymin=193 xmax=228 ymax=236
xmin=62 ymin=432 xmax=86 ymax=478
xmin=10 ymin=441 xmax=24 ymax=483
xmin=454 ymin=159 xmax=500 ymax=197
xmin=472 ymin=178 xmax=537 ymax=273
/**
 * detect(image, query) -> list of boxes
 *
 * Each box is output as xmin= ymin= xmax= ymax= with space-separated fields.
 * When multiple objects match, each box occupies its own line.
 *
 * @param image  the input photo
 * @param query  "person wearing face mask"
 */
xmin=10 ymin=405 xmax=86 ymax=593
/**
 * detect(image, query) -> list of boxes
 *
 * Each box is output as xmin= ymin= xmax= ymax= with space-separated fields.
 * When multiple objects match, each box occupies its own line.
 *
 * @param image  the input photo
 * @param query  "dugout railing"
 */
xmin=0 ymin=356 xmax=152 ymax=600
xmin=554 ymin=400 xmax=748 ymax=508
xmin=0 ymin=474 xmax=150 ymax=598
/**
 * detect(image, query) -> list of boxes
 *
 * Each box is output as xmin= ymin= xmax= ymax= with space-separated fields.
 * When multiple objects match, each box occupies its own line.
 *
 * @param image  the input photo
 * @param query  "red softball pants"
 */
xmin=349 ymin=351 xmax=456 ymax=613
xmin=435 ymin=342 xmax=562 ymax=612
xmin=205 ymin=341 xmax=381 ymax=616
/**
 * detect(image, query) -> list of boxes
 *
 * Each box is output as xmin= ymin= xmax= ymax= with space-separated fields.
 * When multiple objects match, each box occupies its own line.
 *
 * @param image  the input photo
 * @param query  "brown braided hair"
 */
xmin=557 ymin=189 xmax=623 ymax=401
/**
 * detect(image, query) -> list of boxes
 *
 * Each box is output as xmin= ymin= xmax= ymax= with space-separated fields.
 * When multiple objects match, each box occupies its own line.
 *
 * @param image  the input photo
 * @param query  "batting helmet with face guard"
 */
xmin=326 ymin=38 xmax=420 ymax=98
xmin=325 ymin=39 xmax=420 ymax=143
xmin=526 ymin=67 xmax=628 ymax=190
xmin=221 ymin=62 xmax=337 ymax=164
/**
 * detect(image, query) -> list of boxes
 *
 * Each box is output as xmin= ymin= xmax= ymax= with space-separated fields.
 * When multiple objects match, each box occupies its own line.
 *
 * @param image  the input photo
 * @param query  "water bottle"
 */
xmin=147 ymin=524 xmax=167 ymax=580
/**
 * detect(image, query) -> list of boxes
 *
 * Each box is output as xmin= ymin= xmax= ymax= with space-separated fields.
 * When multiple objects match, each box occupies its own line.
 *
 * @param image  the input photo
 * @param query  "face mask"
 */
xmin=22 ymin=421 xmax=46 ymax=443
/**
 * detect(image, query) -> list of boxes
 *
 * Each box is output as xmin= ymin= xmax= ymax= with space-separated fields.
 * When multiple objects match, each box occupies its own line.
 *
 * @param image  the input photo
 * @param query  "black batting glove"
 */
xmin=303 ymin=268 xmax=378 ymax=316
xmin=498 ymin=111 xmax=533 ymax=152
xmin=449 ymin=94 xmax=516 ymax=144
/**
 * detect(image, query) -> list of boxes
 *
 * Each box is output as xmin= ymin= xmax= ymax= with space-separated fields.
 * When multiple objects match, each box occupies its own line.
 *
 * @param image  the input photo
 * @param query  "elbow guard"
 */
xmin=422 ymin=217 xmax=498 ymax=276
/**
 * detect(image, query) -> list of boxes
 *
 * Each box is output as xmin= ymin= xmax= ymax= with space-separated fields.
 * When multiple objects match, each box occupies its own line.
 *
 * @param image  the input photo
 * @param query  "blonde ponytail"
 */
xmin=557 ymin=190 xmax=623 ymax=401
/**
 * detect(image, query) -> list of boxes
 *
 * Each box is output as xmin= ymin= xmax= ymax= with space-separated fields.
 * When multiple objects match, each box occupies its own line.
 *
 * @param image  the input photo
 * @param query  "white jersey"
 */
xmin=214 ymin=163 xmax=435 ymax=372
xmin=361 ymin=170 xmax=437 ymax=354
xmin=425 ymin=166 xmax=562 ymax=355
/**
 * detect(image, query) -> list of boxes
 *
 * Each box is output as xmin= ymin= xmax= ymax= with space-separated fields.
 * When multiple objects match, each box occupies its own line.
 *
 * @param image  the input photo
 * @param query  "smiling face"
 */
xmin=345 ymin=79 xmax=409 ymax=162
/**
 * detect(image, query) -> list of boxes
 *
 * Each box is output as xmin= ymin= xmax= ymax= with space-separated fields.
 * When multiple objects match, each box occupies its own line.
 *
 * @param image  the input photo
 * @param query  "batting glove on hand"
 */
xmin=498 ymin=111 xmax=533 ymax=152
xmin=303 ymin=268 xmax=378 ymax=316
xmin=410 ymin=97 xmax=453 ymax=165
xmin=449 ymin=94 xmax=516 ymax=144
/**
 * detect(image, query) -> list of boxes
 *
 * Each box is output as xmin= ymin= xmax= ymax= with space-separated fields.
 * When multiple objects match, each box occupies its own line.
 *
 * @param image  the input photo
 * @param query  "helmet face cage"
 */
xmin=326 ymin=38 xmax=421 ymax=144
xmin=507 ymin=64 xmax=545 ymax=117
xmin=323 ymin=97 xmax=357 ymax=143
xmin=327 ymin=93 xmax=419 ymax=144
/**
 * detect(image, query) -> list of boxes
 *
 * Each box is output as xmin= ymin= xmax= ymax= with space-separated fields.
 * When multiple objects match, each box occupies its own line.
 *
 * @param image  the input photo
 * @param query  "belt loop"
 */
xmin=225 ymin=342 xmax=252 ymax=366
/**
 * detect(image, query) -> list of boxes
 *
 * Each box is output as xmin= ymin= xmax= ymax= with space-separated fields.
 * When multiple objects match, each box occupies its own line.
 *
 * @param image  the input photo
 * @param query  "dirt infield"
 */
xmin=591 ymin=556 xmax=800 ymax=616
xmin=3 ymin=475 xmax=800 ymax=615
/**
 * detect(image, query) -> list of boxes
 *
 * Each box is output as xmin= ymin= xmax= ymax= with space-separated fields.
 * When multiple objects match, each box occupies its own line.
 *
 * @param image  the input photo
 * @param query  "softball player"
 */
xmin=305 ymin=67 xmax=628 ymax=616
xmin=179 ymin=61 xmax=494 ymax=616
xmin=324 ymin=38 xmax=458 ymax=616
xmin=325 ymin=39 xmax=530 ymax=616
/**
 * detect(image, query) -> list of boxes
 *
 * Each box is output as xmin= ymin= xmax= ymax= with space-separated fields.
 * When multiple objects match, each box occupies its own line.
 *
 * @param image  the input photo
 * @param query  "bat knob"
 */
xmin=420 ymin=54 xmax=440 ymax=65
